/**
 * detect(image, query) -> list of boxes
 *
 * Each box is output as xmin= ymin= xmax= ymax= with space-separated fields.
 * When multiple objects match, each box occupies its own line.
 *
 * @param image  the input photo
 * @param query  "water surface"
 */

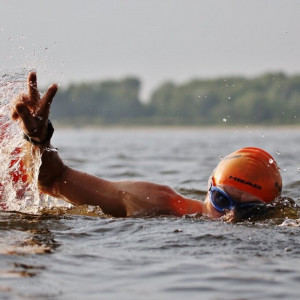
xmin=1 ymin=127 xmax=300 ymax=300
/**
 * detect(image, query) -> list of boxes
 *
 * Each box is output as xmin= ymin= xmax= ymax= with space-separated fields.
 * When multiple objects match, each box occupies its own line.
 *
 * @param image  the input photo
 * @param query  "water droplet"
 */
xmin=45 ymin=147 xmax=58 ymax=153
xmin=18 ymin=46 xmax=24 ymax=50
xmin=223 ymin=118 xmax=227 ymax=122
xmin=297 ymin=168 xmax=300 ymax=172
xmin=228 ymin=96 xmax=231 ymax=100
xmin=219 ymin=155 xmax=223 ymax=160
xmin=269 ymin=159 xmax=274 ymax=164
xmin=276 ymin=151 xmax=280 ymax=155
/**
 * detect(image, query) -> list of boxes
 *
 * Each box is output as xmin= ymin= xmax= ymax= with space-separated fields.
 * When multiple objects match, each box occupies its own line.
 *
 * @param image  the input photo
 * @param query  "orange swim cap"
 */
xmin=212 ymin=147 xmax=282 ymax=203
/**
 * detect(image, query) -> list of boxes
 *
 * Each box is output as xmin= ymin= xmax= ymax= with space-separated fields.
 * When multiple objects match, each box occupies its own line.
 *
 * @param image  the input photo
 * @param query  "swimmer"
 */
xmin=11 ymin=72 xmax=282 ymax=219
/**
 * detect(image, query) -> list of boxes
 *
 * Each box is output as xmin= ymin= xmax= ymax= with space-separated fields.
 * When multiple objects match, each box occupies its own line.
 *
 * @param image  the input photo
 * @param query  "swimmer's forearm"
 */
xmin=54 ymin=167 xmax=127 ymax=216
xmin=38 ymin=145 xmax=127 ymax=216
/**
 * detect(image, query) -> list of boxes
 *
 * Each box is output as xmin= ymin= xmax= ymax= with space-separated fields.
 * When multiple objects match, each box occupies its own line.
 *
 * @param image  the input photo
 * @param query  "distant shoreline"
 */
xmin=51 ymin=73 xmax=300 ymax=128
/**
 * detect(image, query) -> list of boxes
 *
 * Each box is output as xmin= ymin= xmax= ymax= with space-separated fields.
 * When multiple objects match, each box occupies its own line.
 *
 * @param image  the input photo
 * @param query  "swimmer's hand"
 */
xmin=12 ymin=72 xmax=58 ymax=145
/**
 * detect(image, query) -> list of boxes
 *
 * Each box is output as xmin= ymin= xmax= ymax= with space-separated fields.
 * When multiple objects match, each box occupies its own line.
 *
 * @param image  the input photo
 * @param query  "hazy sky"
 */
xmin=1 ymin=0 xmax=299 ymax=99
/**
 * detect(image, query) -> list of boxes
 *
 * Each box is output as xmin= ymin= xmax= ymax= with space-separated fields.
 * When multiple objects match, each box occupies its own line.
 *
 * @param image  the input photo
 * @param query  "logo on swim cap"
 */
xmin=228 ymin=175 xmax=262 ymax=190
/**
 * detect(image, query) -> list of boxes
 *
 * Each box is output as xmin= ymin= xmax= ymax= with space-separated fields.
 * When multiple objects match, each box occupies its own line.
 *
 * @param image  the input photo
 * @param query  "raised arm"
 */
xmin=12 ymin=72 xmax=203 ymax=217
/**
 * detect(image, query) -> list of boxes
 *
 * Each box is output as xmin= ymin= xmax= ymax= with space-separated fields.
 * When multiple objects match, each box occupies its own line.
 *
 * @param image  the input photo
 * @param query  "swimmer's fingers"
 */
xmin=11 ymin=109 xmax=19 ymax=120
xmin=11 ymin=94 xmax=30 ymax=120
xmin=12 ymin=73 xmax=57 ymax=141
xmin=39 ymin=83 xmax=58 ymax=118
xmin=15 ymin=102 xmax=37 ymax=135
xmin=12 ymin=100 xmax=20 ymax=120
xmin=27 ymin=71 xmax=40 ymax=103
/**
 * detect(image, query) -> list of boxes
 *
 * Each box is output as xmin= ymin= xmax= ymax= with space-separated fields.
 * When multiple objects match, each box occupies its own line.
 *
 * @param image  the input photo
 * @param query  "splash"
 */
xmin=222 ymin=197 xmax=300 ymax=224
xmin=279 ymin=219 xmax=300 ymax=227
xmin=0 ymin=70 xmax=48 ymax=213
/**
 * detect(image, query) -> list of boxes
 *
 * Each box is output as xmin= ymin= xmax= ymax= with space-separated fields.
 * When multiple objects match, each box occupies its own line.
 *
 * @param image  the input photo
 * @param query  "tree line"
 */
xmin=51 ymin=72 xmax=300 ymax=126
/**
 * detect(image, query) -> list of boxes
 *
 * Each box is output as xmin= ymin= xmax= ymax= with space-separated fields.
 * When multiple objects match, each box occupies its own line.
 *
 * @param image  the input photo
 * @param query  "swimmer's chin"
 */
xmin=220 ymin=210 xmax=235 ymax=222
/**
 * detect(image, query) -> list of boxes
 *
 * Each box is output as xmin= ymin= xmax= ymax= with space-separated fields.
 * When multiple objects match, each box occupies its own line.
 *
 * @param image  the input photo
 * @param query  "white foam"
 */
xmin=279 ymin=218 xmax=300 ymax=227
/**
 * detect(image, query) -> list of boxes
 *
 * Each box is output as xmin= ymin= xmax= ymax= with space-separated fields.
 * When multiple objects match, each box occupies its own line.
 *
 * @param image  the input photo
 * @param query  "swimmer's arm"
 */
xmin=12 ymin=72 xmax=203 ymax=217
xmin=38 ymin=146 xmax=203 ymax=217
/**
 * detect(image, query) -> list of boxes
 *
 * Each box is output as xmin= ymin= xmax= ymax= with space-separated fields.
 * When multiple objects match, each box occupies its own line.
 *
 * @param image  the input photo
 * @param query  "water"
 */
xmin=0 ymin=127 xmax=300 ymax=299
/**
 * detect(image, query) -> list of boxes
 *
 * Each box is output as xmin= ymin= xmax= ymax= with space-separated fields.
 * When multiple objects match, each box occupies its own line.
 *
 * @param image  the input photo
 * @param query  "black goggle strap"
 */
xmin=236 ymin=202 xmax=265 ymax=209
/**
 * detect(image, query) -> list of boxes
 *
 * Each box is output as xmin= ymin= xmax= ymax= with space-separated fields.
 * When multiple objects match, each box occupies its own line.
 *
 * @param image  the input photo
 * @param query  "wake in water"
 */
xmin=220 ymin=197 xmax=300 ymax=224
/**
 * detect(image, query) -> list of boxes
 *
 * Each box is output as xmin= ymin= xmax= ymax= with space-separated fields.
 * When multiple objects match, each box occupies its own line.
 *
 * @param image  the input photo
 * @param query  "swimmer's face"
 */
xmin=204 ymin=184 xmax=264 ymax=220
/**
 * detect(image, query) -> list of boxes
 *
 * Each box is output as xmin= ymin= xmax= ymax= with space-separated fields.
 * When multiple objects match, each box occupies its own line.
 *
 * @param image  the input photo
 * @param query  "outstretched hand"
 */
xmin=12 ymin=72 xmax=58 ymax=144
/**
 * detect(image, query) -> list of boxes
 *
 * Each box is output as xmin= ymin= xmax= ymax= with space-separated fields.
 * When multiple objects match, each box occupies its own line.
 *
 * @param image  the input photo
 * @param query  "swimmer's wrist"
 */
xmin=38 ymin=149 xmax=66 ymax=197
xmin=23 ymin=119 xmax=54 ymax=146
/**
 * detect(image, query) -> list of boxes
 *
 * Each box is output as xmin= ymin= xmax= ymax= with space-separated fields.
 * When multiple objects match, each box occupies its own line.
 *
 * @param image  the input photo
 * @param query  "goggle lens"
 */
xmin=210 ymin=190 xmax=232 ymax=210
xmin=209 ymin=186 xmax=234 ymax=212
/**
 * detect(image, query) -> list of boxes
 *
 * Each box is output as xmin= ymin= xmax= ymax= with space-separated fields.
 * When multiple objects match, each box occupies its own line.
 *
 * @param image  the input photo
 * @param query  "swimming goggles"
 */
xmin=209 ymin=184 xmax=260 ymax=212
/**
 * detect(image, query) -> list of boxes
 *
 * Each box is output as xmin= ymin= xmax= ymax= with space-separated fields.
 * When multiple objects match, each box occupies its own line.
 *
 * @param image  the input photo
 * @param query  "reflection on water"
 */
xmin=0 ymin=211 xmax=60 ymax=255
xmin=0 ymin=211 xmax=60 ymax=297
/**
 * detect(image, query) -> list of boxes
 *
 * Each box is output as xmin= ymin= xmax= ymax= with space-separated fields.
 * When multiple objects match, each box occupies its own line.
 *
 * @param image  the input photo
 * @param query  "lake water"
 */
xmin=1 ymin=127 xmax=300 ymax=300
